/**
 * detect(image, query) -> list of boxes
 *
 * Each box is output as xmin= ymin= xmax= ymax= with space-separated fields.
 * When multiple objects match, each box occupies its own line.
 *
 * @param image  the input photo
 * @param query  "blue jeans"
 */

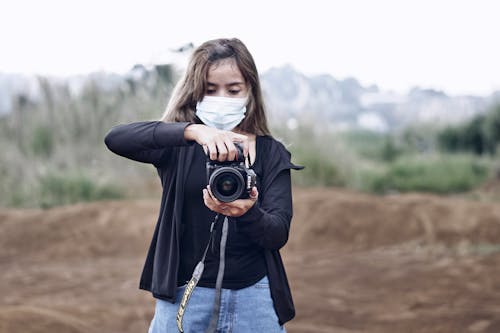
xmin=148 ymin=276 xmax=286 ymax=333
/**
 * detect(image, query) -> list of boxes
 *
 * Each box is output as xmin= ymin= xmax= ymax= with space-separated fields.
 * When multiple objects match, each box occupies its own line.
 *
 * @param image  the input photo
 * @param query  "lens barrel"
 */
xmin=209 ymin=167 xmax=245 ymax=203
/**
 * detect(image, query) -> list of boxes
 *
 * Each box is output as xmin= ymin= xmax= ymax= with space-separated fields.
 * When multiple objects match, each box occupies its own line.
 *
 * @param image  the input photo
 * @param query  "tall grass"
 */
xmin=0 ymin=65 xmax=177 ymax=208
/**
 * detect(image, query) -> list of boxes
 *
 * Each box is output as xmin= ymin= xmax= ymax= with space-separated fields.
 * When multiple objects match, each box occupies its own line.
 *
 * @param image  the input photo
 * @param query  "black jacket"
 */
xmin=104 ymin=121 xmax=302 ymax=325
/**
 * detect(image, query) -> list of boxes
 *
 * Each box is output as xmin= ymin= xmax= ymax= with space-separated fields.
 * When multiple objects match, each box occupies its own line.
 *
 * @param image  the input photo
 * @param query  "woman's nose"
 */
xmin=214 ymin=91 xmax=231 ymax=98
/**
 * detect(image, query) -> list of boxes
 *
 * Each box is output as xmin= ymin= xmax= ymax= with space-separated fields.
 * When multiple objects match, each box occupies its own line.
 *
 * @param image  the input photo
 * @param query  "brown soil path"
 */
xmin=1 ymin=188 xmax=500 ymax=332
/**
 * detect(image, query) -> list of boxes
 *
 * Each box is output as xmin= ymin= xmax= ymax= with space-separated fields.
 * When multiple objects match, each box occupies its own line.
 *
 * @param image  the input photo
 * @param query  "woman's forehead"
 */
xmin=207 ymin=58 xmax=244 ymax=84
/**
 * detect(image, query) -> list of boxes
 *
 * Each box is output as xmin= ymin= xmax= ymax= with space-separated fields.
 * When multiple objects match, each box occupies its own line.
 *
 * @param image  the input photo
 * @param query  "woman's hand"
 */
xmin=203 ymin=185 xmax=258 ymax=217
xmin=184 ymin=124 xmax=248 ymax=162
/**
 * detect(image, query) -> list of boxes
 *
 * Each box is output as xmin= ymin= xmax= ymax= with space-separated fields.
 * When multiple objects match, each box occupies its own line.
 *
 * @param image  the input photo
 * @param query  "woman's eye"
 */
xmin=229 ymin=90 xmax=241 ymax=95
xmin=206 ymin=90 xmax=216 ymax=94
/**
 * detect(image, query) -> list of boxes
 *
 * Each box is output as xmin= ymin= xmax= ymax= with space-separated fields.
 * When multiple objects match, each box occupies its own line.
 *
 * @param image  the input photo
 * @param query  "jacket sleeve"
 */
xmin=104 ymin=121 xmax=193 ymax=166
xmin=232 ymin=139 xmax=303 ymax=250
xmin=232 ymin=169 xmax=294 ymax=250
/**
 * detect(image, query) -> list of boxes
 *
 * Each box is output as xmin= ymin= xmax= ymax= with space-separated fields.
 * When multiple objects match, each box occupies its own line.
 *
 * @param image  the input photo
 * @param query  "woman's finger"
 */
xmin=204 ymin=188 xmax=232 ymax=214
xmin=206 ymin=141 xmax=218 ymax=160
xmin=249 ymin=186 xmax=258 ymax=199
xmin=206 ymin=185 xmax=223 ymax=205
xmin=231 ymin=133 xmax=249 ymax=158
xmin=215 ymin=137 xmax=228 ymax=162
xmin=203 ymin=189 xmax=215 ymax=209
xmin=223 ymin=137 xmax=237 ymax=161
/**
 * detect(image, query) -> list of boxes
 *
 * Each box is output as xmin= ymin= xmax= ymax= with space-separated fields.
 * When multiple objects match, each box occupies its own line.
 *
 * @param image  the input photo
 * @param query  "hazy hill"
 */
xmin=261 ymin=64 xmax=500 ymax=132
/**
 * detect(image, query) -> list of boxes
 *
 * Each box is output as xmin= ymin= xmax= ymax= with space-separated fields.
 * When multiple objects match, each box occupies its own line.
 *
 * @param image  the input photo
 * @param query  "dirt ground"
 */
xmin=1 ymin=187 xmax=500 ymax=333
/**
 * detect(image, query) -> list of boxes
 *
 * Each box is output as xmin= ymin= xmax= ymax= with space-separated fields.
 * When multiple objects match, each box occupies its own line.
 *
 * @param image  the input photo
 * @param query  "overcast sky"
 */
xmin=1 ymin=0 xmax=499 ymax=96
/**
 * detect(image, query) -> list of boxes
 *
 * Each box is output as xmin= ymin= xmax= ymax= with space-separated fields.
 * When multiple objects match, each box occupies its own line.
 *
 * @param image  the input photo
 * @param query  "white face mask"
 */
xmin=195 ymin=96 xmax=247 ymax=131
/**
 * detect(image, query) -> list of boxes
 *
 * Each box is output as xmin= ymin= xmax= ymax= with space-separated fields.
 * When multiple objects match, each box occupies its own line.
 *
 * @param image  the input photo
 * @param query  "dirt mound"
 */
xmin=289 ymin=188 xmax=500 ymax=250
xmin=0 ymin=200 xmax=157 ymax=261
xmin=1 ymin=188 xmax=500 ymax=333
xmin=0 ymin=306 xmax=91 ymax=333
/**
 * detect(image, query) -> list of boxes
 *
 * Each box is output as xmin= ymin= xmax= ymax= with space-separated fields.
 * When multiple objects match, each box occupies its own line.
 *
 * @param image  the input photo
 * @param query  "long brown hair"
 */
xmin=161 ymin=38 xmax=270 ymax=136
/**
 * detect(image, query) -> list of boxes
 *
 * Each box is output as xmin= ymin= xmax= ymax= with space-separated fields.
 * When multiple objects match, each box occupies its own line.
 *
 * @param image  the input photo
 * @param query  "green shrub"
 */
xmin=38 ymin=172 xmax=124 ymax=208
xmin=339 ymin=130 xmax=387 ymax=160
xmin=289 ymin=145 xmax=344 ymax=187
xmin=368 ymin=154 xmax=490 ymax=194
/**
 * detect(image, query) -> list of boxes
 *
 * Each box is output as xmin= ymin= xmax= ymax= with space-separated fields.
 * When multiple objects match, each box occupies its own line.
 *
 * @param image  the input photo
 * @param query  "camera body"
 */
xmin=206 ymin=144 xmax=257 ymax=203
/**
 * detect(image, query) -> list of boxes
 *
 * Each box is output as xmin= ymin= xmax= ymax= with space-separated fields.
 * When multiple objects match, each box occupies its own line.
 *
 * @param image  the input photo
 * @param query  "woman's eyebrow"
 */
xmin=206 ymin=81 xmax=244 ymax=86
xmin=226 ymin=82 xmax=244 ymax=86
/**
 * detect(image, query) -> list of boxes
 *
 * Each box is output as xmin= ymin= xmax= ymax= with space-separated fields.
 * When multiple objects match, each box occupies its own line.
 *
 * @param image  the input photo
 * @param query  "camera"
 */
xmin=206 ymin=143 xmax=257 ymax=203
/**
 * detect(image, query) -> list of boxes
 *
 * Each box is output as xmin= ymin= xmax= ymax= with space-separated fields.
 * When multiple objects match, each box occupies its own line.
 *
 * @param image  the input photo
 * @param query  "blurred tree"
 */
xmin=381 ymin=136 xmax=400 ymax=162
xmin=438 ymin=126 xmax=462 ymax=152
xmin=155 ymin=64 xmax=175 ymax=85
xmin=484 ymin=104 xmax=500 ymax=154
xmin=438 ymin=104 xmax=500 ymax=155
xmin=462 ymin=116 xmax=487 ymax=155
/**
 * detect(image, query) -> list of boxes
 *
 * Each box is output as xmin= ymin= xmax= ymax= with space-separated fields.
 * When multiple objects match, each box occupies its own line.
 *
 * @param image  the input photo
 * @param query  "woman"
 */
xmin=104 ymin=38 xmax=302 ymax=332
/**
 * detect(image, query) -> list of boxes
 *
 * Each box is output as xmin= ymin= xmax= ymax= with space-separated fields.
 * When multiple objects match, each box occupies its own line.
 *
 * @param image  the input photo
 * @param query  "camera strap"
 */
xmin=176 ymin=213 xmax=229 ymax=333
xmin=206 ymin=215 xmax=228 ymax=333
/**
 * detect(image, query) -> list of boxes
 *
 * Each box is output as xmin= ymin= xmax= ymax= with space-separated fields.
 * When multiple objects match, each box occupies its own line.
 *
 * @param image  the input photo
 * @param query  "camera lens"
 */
xmin=209 ymin=167 xmax=245 ymax=202
xmin=217 ymin=174 xmax=238 ymax=196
